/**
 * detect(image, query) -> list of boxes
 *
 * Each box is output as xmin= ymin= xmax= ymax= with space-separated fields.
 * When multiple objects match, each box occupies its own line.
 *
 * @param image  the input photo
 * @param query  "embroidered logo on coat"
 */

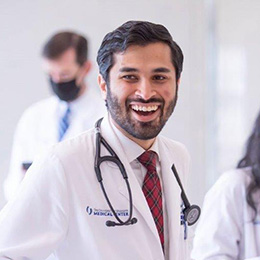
xmin=86 ymin=206 xmax=129 ymax=217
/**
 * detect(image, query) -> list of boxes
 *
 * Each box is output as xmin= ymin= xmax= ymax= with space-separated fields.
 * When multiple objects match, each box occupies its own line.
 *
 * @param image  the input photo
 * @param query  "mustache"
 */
xmin=126 ymin=97 xmax=164 ymax=105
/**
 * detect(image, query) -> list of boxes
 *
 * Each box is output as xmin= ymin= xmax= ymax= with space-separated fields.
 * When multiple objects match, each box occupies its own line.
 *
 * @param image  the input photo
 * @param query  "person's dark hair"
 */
xmin=42 ymin=31 xmax=88 ymax=65
xmin=97 ymin=20 xmax=183 ymax=84
xmin=237 ymin=112 xmax=260 ymax=218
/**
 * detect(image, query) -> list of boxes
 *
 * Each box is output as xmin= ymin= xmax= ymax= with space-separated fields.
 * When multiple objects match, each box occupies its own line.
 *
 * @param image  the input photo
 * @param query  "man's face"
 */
xmin=100 ymin=42 xmax=179 ymax=140
xmin=42 ymin=48 xmax=82 ymax=84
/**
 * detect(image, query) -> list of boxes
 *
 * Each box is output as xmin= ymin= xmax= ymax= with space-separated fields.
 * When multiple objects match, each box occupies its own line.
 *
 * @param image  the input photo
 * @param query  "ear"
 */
xmin=98 ymin=74 xmax=107 ymax=100
xmin=83 ymin=61 xmax=91 ymax=74
xmin=76 ymin=61 xmax=92 ymax=85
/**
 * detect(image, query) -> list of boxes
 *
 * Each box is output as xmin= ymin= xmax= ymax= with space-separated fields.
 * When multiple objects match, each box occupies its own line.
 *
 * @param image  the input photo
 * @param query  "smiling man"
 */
xmin=99 ymin=42 xmax=178 ymax=148
xmin=0 ymin=21 xmax=190 ymax=260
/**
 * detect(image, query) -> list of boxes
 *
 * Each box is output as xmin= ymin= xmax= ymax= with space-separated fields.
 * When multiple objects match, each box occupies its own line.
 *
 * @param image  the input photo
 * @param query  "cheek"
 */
xmin=118 ymin=87 xmax=136 ymax=101
xmin=163 ymin=89 xmax=175 ymax=100
xmin=109 ymin=85 xmax=131 ymax=105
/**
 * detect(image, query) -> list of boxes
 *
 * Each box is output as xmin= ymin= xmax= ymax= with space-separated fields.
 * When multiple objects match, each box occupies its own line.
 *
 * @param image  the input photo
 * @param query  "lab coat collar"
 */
xmin=158 ymin=138 xmax=184 ymax=259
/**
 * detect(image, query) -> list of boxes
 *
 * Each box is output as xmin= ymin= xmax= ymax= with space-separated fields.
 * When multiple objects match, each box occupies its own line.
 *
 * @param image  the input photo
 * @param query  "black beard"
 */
xmin=106 ymin=87 xmax=177 ymax=140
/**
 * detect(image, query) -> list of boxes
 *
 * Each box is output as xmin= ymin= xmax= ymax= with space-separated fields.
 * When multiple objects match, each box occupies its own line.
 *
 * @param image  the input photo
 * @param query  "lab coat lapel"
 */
xmin=101 ymin=115 xmax=164 ymax=251
xmin=158 ymin=138 xmax=183 ymax=259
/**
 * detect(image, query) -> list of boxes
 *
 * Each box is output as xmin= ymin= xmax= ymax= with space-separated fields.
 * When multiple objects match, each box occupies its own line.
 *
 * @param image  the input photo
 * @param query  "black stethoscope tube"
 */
xmin=94 ymin=118 xmax=200 ymax=227
xmin=95 ymin=118 xmax=137 ymax=227
xmin=171 ymin=164 xmax=201 ymax=226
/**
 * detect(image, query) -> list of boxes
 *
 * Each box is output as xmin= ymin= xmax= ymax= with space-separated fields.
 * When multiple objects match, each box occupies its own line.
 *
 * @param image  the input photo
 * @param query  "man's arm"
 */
xmin=4 ymin=111 xmax=33 ymax=201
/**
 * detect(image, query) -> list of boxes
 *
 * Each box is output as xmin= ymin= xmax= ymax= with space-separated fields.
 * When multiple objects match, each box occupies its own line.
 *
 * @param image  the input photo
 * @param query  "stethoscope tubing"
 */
xmin=94 ymin=118 xmax=200 ymax=227
xmin=94 ymin=118 xmax=136 ymax=226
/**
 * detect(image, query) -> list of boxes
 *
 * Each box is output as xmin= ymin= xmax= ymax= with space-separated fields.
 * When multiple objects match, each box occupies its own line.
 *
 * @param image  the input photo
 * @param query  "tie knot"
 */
xmin=137 ymin=150 xmax=157 ymax=172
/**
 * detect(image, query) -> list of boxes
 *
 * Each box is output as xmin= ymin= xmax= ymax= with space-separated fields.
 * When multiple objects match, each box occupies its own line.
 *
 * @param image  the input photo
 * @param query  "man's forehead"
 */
xmin=42 ymin=48 xmax=79 ymax=71
xmin=44 ymin=48 xmax=77 ymax=64
xmin=112 ymin=43 xmax=174 ymax=72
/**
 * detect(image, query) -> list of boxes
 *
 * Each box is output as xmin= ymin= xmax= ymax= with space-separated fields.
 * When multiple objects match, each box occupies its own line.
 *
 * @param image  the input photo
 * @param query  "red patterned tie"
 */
xmin=138 ymin=150 xmax=164 ymax=250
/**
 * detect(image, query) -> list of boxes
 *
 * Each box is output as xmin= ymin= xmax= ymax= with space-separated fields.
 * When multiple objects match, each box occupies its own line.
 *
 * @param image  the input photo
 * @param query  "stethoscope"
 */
xmin=94 ymin=118 xmax=201 ymax=227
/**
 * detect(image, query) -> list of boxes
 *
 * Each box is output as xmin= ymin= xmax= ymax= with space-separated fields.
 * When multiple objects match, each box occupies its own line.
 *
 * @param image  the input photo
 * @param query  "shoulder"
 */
xmin=158 ymin=135 xmax=190 ymax=161
xmin=19 ymin=96 xmax=57 ymax=120
xmin=203 ymin=168 xmax=253 ymax=213
xmin=24 ymin=96 xmax=57 ymax=112
xmin=51 ymin=127 xmax=96 ymax=161
xmin=13 ymin=96 xmax=57 ymax=134
xmin=210 ymin=167 xmax=252 ymax=195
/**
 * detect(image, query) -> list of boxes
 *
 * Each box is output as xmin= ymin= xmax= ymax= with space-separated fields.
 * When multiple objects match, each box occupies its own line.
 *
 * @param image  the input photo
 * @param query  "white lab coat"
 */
xmin=191 ymin=168 xmax=260 ymax=260
xmin=0 ymin=115 xmax=190 ymax=260
xmin=4 ymin=89 xmax=105 ymax=201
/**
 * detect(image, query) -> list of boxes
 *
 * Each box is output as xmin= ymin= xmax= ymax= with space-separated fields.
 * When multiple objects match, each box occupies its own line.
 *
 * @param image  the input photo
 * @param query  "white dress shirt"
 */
xmin=110 ymin=119 xmax=170 ymax=259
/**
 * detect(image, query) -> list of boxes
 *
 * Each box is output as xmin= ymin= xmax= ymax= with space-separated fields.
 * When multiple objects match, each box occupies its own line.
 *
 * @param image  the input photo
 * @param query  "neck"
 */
xmin=110 ymin=116 xmax=155 ymax=150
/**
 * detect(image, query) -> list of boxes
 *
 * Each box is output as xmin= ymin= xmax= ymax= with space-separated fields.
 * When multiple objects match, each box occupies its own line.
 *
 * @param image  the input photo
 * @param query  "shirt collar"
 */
xmin=57 ymin=88 xmax=92 ymax=114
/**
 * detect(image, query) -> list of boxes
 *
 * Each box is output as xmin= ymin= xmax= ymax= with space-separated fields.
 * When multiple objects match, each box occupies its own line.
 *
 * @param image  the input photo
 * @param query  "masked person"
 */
xmin=3 ymin=31 xmax=105 ymax=201
xmin=0 ymin=21 xmax=193 ymax=260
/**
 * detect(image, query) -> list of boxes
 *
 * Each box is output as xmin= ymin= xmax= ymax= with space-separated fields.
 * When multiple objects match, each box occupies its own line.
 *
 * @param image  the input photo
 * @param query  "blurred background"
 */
xmin=1 ymin=0 xmax=260 ymax=210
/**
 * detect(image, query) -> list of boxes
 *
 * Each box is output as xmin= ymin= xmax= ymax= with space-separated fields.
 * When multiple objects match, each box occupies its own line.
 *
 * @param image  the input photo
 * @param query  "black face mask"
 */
xmin=50 ymin=78 xmax=81 ymax=102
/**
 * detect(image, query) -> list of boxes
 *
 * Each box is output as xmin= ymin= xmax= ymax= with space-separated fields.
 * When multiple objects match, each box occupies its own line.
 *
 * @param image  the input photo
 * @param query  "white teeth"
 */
xmin=131 ymin=105 xmax=158 ymax=112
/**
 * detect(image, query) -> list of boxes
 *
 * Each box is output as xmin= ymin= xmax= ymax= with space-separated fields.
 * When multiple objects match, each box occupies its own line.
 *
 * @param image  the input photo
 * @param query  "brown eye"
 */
xmin=153 ymin=75 xmax=166 ymax=81
xmin=122 ymin=75 xmax=138 ymax=81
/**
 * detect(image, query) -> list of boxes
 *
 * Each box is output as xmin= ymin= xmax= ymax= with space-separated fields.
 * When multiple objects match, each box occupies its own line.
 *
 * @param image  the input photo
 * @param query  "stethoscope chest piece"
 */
xmin=94 ymin=118 xmax=201 ymax=229
xmin=171 ymin=164 xmax=201 ymax=226
xmin=183 ymin=204 xmax=201 ymax=226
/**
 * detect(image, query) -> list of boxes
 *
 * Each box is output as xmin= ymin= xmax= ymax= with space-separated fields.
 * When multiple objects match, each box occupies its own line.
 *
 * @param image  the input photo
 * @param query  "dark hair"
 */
xmin=97 ymin=20 xmax=183 ymax=83
xmin=237 ymin=112 xmax=260 ymax=218
xmin=42 ymin=31 xmax=88 ymax=65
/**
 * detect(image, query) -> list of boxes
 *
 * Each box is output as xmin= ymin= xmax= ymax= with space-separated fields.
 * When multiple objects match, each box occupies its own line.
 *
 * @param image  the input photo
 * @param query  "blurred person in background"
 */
xmin=191 ymin=111 xmax=260 ymax=260
xmin=3 ymin=31 xmax=105 ymax=201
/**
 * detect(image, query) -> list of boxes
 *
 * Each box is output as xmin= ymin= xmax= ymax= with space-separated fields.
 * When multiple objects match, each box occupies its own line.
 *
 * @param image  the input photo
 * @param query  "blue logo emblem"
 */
xmin=86 ymin=206 xmax=93 ymax=215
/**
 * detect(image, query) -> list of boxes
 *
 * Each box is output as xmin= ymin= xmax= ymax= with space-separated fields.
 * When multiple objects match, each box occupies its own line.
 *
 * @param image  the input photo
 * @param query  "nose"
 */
xmin=135 ymin=79 xmax=156 ymax=101
xmin=51 ymin=74 xmax=62 ymax=83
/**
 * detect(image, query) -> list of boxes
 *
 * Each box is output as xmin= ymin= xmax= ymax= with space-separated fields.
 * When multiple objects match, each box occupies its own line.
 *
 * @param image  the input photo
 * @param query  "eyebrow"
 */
xmin=119 ymin=67 xmax=171 ymax=73
xmin=152 ymin=67 xmax=171 ymax=73
xmin=119 ymin=67 xmax=139 ymax=73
